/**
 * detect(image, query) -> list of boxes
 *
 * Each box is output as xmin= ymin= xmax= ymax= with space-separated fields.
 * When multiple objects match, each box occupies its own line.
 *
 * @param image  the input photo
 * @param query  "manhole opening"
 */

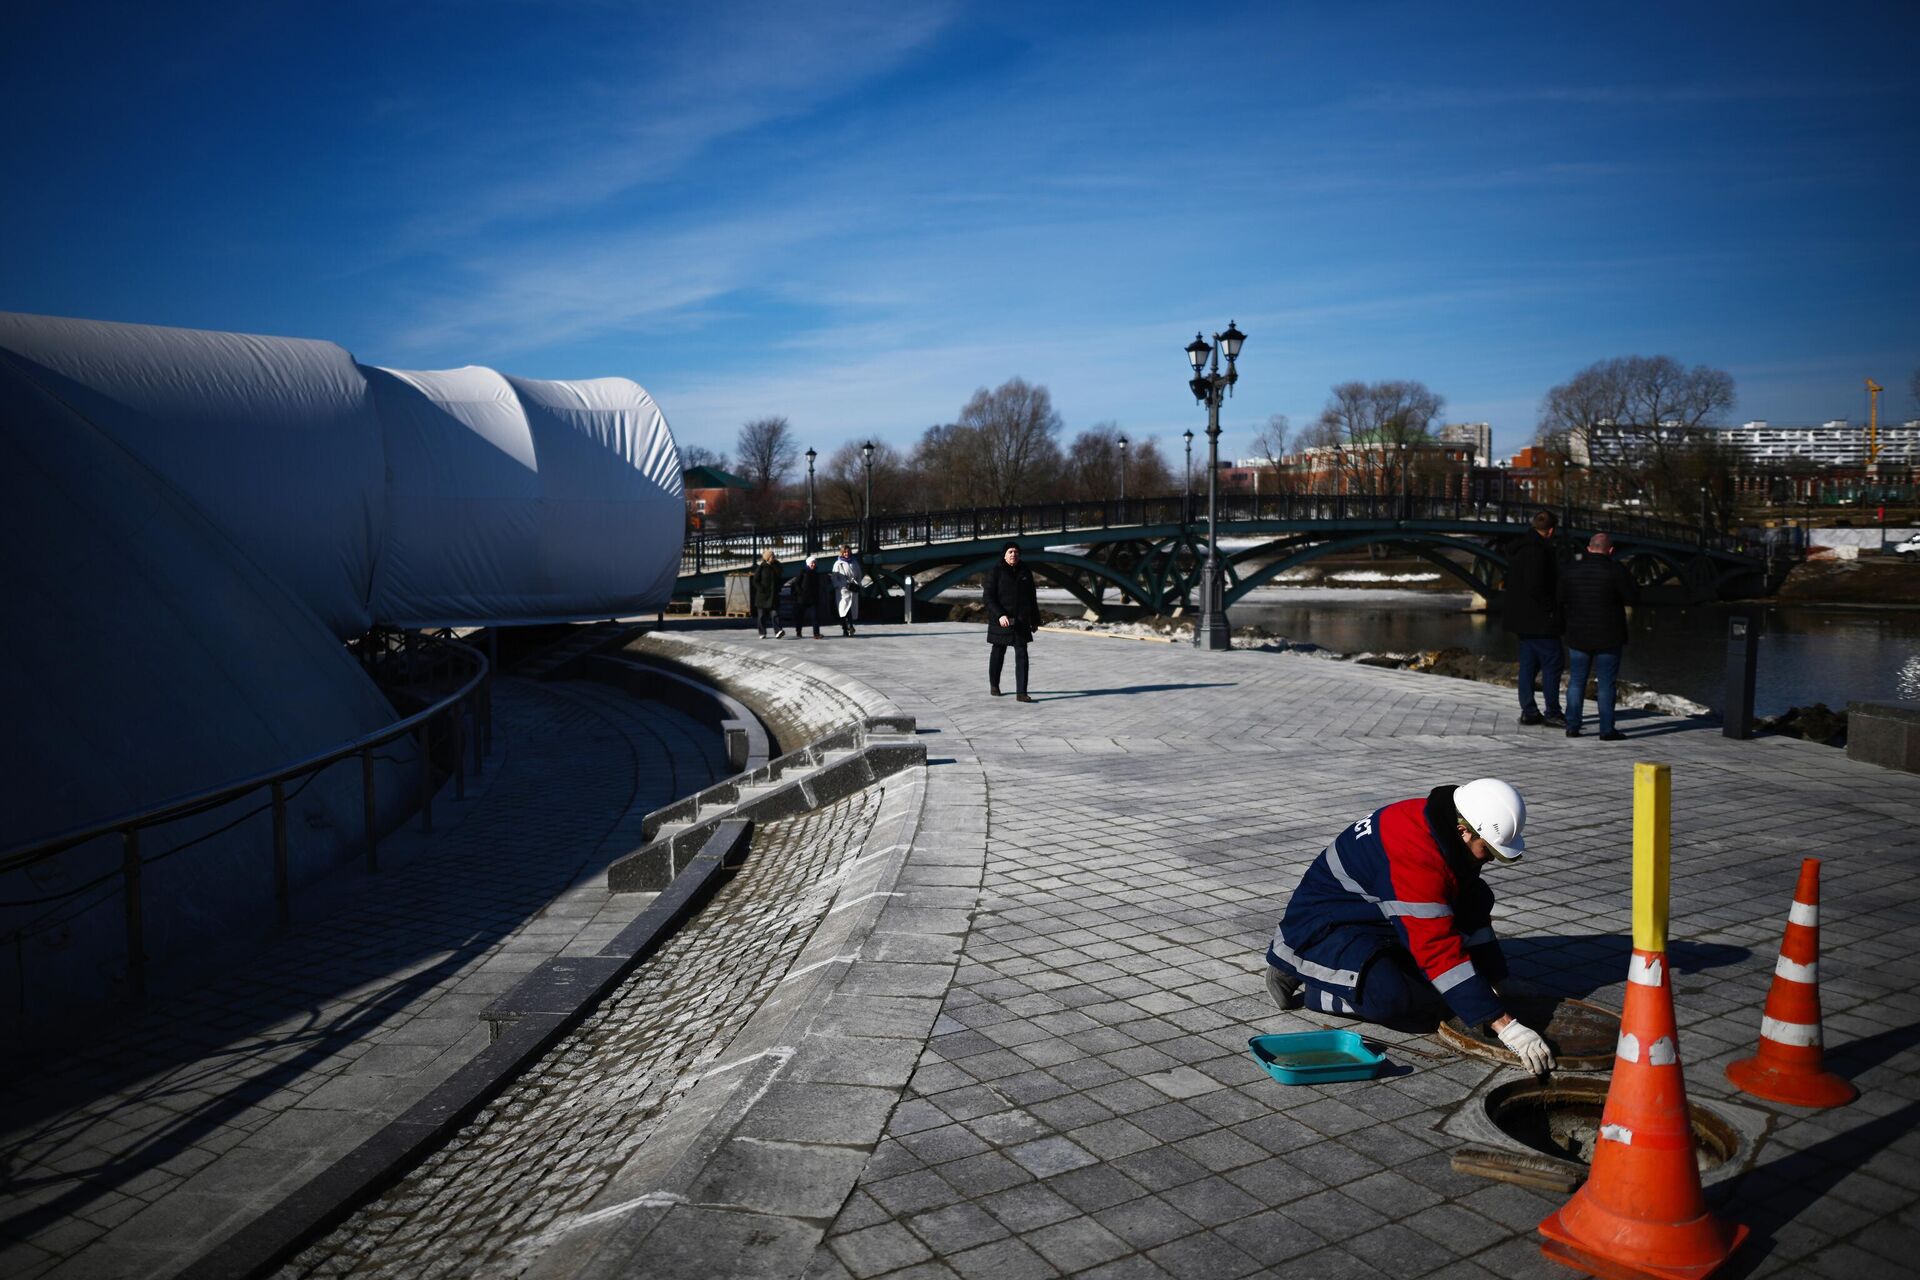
xmin=1485 ymin=1076 xmax=1738 ymax=1172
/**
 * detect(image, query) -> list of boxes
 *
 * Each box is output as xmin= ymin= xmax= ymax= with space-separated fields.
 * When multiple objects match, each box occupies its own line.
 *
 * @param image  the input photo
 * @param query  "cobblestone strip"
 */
xmin=0 ymin=679 xmax=728 ymax=1280
xmin=278 ymin=785 xmax=890 ymax=1279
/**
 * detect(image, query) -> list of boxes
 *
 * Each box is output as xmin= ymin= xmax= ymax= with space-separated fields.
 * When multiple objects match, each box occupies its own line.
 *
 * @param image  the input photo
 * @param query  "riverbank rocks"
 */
xmin=1759 ymin=702 xmax=1848 ymax=746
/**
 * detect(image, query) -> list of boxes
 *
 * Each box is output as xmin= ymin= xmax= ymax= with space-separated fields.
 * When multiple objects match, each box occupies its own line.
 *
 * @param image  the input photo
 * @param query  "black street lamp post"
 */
xmin=1118 ymin=433 xmax=1129 ymax=504
xmin=862 ymin=441 xmax=876 ymax=555
xmin=1186 ymin=320 xmax=1245 ymax=651
xmin=1183 ymin=429 xmax=1194 ymax=501
xmin=805 ymin=446 xmax=818 ymax=551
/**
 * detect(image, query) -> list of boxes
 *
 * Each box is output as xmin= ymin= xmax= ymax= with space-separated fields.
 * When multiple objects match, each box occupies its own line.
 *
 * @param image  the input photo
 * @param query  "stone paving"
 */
xmin=652 ymin=622 xmax=1919 ymax=1280
xmin=0 ymin=677 xmax=729 ymax=1280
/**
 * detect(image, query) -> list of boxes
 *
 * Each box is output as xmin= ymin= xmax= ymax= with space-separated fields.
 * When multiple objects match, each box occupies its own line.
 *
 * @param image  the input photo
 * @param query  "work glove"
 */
xmin=1496 ymin=1018 xmax=1555 ymax=1075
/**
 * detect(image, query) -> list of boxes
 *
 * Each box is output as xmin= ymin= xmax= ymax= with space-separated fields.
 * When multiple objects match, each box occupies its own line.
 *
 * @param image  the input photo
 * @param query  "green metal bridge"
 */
xmin=677 ymin=492 xmax=1774 ymax=616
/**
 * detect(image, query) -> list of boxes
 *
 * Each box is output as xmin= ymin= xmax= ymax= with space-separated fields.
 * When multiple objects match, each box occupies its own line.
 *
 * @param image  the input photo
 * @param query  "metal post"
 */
xmin=1723 ymin=608 xmax=1760 ymax=740
xmin=362 ymin=745 xmax=378 ymax=872
xmin=450 ymin=704 xmax=465 ymax=801
xmin=904 ymin=574 xmax=915 ymax=624
xmin=418 ymin=723 xmax=433 ymax=832
xmin=122 ymin=829 xmax=144 ymax=998
xmin=272 ymin=780 xmax=290 ymax=928
xmin=1197 ymin=385 xmax=1231 ymax=650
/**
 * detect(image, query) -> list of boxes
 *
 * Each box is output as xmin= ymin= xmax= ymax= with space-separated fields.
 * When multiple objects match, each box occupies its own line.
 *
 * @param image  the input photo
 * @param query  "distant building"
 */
xmin=1718 ymin=420 xmax=1920 ymax=468
xmin=1438 ymin=422 xmax=1492 ymax=466
xmin=682 ymin=464 xmax=754 ymax=529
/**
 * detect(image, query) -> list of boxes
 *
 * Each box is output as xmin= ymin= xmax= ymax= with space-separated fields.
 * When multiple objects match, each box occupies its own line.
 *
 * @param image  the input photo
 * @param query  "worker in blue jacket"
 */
xmin=1264 ymin=778 xmax=1555 ymax=1073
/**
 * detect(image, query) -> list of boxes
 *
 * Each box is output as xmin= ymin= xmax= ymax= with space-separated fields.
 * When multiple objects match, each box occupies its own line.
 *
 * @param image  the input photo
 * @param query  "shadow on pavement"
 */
xmin=1501 ymin=934 xmax=1752 ymax=999
xmin=1715 ymin=1090 xmax=1920 ymax=1277
xmin=1030 ymin=682 xmax=1238 ymax=701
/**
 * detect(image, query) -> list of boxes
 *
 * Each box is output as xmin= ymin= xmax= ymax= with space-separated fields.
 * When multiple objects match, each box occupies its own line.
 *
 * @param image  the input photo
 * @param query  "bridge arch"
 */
xmin=1225 ymin=532 xmax=1509 ymax=605
xmin=910 ymin=549 xmax=1159 ymax=612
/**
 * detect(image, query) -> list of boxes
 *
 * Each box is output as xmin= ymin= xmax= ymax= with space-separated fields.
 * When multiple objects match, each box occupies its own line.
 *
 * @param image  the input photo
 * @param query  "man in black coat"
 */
xmin=1557 ymin=532 xmax=1637 ymax=740
xmin=1502 ymin=510 xmax=1565 ymax=728
xmin=983 ymin=543 xmax=1040 ymax=702
xmin=789 ymin=553 xmax=824 ymax=639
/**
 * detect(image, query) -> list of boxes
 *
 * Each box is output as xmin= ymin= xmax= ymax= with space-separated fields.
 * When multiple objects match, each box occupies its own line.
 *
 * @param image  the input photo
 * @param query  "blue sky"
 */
xmin=4 ymin=1 xmax=1916 ymax=464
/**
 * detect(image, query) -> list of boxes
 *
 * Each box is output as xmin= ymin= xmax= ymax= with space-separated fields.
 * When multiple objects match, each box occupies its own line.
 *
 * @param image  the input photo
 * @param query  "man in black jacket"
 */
xmin=1558 ymin=532 xmax=1637 ymax=741
xmin=789 ymin=554 xmax=824 ymax=639
xmin=1503 ymin=510 xmax=1565 ymax=729
xmin=984 ymin=543 xmax=1040 ymax=702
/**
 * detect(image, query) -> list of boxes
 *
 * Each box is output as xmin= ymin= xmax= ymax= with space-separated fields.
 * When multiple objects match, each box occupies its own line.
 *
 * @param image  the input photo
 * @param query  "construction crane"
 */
xmin=1866 ymin=378 xmax=1883 ymax=465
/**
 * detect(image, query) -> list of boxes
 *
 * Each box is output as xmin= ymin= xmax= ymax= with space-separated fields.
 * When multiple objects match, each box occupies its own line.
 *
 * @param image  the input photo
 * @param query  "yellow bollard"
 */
xmin=1632 ymin=762 xmax=1670 ymax=952
xmin=1538 ymin=758 xmax=1747 ymax=1279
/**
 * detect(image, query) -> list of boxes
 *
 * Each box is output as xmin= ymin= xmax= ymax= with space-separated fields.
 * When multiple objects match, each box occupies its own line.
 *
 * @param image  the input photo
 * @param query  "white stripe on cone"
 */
xmin=1760 ymin=1015 xmax=1822 ymax=1047
xmin=1774 ymin=955 xmax=1817 ymax=984
xmin=1788 ymin=900 xmax=1818 ymax=927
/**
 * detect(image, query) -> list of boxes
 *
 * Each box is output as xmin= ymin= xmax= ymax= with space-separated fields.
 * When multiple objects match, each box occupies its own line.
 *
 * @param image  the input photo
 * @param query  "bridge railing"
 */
xmin=679 ymin=492 xmax=1744 ymax=578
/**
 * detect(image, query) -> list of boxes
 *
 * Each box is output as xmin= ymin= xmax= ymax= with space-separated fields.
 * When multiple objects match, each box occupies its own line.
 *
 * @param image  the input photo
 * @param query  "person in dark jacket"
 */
xmin=1503 ymin=510 xmax=1565 ymax=728
xmin=1557 ymin=532 xmax=1637 ymax=740
xmin=749 ymin=550 xmax=785 ymax=638
xmin=789 ymin=553 xmax=824 ymax=638
xmin=983 ymin=543 xmax=1040 ymax=702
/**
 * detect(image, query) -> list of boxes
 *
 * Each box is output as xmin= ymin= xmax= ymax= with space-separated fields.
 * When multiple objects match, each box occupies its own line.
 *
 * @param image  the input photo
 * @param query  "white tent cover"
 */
xmin=0 ymin=311 xmax=685 ymax=633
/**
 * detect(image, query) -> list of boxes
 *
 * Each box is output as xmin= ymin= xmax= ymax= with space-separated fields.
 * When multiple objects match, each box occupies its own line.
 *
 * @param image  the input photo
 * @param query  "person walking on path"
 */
xmin=790 ymin=553 xmax=824 ymax=638
xmin=1263 ymin=778 xmax=1555 ymax=1074
xmin=831 ymin=544 xmax=862 ymax=636
xmin=1558 ymin=532 xmax=1637 ymax=741
xmin=983 ymin=543 xmax=1040 ymax=703
xmin=1504 ymin=509 xmax=1565 ymax=729
xmin=750 ymin=550 xmax=785 ymax=638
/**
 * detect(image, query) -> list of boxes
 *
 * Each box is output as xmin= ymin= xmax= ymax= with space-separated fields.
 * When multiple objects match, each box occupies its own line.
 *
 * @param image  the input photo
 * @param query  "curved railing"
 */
xmin=680 ymin=491 xmax=1751 ymax=578
xmin=0 ymin=630 xmax=490 ymax=999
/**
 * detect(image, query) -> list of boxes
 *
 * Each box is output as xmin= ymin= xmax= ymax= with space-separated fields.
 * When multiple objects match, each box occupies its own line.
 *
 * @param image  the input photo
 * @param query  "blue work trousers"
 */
xmin=1566 ymin=647 xmax=1623 ymax=735
xmin=1516 ymin=637 xmax=1564 ymax=717
xmin=1279 ymin=942 xmax=1509 ymax=1033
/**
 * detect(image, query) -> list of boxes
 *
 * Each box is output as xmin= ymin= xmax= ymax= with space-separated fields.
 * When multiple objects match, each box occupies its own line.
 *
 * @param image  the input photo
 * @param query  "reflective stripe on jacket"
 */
xmin=1271 ymin=790 xmax=1503 ymax=1026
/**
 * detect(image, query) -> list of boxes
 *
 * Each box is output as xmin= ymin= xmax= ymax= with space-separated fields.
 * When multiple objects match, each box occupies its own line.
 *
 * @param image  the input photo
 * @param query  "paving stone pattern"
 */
xmin=666 ymin=622 xmax=1920 ymax=1280
xmin=0 ymin=678 xmax=728 ymax=1280
xmin=280 ymin=788 xmax=884 ymax=1279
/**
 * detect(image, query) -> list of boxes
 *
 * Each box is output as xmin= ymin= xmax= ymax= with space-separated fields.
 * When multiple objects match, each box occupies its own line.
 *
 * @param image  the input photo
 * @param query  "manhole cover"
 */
xmin=1484 ymin=1074 xmax=1740 ymax=1174
xmin=1436 ymin=994 xmax=1619 ymax=1071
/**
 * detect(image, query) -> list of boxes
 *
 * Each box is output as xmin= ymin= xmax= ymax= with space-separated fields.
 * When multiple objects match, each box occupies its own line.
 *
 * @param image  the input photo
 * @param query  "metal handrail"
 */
xmin=1 ymin=631 xmax=490 ymax=998
xmin=679 ymin=491 xmax=1756 ymax=577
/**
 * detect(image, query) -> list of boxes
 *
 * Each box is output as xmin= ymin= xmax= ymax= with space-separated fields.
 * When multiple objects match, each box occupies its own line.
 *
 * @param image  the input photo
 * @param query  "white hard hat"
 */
xmin=1456 ymin=778 xmax=1526 ymax=862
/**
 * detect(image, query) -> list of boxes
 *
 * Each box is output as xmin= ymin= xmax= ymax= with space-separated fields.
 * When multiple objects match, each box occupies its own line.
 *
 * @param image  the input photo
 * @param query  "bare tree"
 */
xmin=1065 ymin=422 xmax=1124 ymax=500
xmin=680 ymin=444 xmax=731 ymax=473
xmin=956 ymin=378 xmax=1065 ymax=506
xmin=1129 ymin=437 xmax=1174 ymax=496
xmin=1248 ymin=413 xmax=1291 ymax=468
xmin=1316 ymin=381 xmax=1445 ymax=493
xmin=819 ymin=440 xmax=910 ymax=519
xmin=913 ymin=422 xmax=991 ymax=508
xmin=1910 ymin=365 xmax=1920 ymax=415
xmin=735 ymin=416 xmax=798 ymax=496
xmin=1538 ymin=356 xmax=1735 ymax=515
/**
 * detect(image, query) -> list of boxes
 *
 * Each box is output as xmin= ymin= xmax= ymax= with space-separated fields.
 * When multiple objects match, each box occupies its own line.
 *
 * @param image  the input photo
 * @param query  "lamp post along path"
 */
xmin=862 ymin=441 xmax=876 ymax=556
xmin=805 ymin=446 xmax=818 ymax=552
xmin=1186 ymin=321 xmax=1244 ymax=650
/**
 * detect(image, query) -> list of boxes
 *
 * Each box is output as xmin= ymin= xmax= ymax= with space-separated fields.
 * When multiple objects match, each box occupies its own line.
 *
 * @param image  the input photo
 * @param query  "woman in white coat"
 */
xmin=831 ymin=544 xmax=862 ymax=635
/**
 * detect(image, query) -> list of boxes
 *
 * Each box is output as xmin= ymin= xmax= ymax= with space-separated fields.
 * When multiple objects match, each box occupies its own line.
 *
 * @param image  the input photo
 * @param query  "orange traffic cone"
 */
xmin=1725 ymin=858 xmax=1856 ymax=1108
xmin=1538 ymin=947 xmax=1748 ymax=1279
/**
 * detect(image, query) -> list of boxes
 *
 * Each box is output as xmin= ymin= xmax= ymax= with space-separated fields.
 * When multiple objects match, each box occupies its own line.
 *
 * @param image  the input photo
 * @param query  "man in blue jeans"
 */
xmin=1502 ymin=510 xmax=1565 ymax=728
xmin=1557 ymin=532 xmax=1636 ymax=740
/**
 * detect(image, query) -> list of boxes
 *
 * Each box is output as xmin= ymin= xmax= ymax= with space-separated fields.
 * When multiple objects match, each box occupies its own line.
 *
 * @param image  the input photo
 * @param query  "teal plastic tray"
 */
xmin=1248 ymin=1029 xmax=1387 ymax=1084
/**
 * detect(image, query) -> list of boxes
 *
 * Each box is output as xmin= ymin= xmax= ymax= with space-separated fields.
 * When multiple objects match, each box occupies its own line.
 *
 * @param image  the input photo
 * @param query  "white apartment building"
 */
xmin=1568 ymin=419 xmax=1920 ymax=469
